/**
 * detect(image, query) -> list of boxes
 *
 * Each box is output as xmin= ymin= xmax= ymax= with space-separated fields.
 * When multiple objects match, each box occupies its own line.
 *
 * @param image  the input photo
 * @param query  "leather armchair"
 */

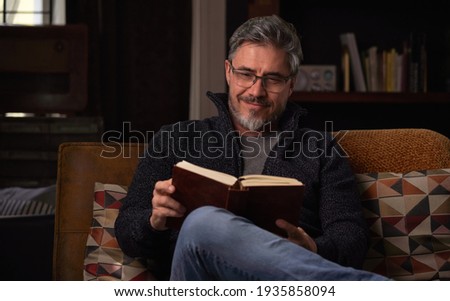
xmin=53 ymin=143 xmax=144 ymax=280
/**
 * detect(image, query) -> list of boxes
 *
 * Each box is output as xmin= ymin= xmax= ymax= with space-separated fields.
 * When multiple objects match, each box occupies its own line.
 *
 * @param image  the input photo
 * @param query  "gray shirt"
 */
xmin=240 ymin=134 xmax=279 ymax=175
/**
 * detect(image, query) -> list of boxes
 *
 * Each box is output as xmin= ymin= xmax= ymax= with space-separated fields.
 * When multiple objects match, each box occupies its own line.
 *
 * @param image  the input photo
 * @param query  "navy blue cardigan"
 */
xmin=115 ymin=92 xmax=368 ymax=279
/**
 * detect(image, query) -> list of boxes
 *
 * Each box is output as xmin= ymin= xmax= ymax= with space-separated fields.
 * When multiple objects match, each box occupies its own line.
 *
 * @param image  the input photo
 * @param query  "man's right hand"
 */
xmin=150 ymin=179 xmax=186 ymax=231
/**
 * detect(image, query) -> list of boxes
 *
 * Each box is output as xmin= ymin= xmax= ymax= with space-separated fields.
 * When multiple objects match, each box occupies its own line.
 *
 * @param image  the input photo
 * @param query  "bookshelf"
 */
xmin=226 ymin=1 xmax=450 ymax=136
xmin=278 ymin=3 xmax=450 ymax=95
xmin=291 ymin=92 xmax=450 ymax=104
xmin=282 ymin=4 xmax=450 ymax=136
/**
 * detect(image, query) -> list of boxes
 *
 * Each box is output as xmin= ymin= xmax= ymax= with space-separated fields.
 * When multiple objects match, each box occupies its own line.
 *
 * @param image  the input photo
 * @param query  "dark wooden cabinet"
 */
xmin=0 ymin=25 xmax=88 ymax=114
xmin=0 ymin=116 xmax=103 ymax=187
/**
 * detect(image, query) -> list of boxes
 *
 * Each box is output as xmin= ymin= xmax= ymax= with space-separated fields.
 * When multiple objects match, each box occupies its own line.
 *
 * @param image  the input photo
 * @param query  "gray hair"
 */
xmin=228 ymin=15 xmax=303 ymax=76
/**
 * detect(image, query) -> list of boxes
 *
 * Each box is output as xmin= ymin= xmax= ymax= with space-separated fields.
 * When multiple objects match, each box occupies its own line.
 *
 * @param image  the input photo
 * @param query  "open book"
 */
xmin=168 ymin=160 xmax=304 ymax=236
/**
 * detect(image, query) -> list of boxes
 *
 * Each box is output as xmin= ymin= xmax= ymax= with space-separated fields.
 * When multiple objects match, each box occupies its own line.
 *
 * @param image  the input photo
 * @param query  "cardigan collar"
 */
xmin=206 ymin=91 xmax=308 ymax=133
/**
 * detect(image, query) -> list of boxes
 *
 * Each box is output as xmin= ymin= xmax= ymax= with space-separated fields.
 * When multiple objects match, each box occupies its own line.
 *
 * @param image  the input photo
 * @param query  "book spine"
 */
xmin=341 ymin=45 xmax=350 ymax=92
xmin=367 ymin=46 xmax=378 ymax=92
xmin=408 ymin=32 xmax=420 ymax=93
xmin=339 ymin=33 xmax=367 ymax=92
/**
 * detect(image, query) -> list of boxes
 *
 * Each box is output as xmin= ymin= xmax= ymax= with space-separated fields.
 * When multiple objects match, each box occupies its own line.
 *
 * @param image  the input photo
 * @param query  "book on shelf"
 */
xmin=168 ymin=160 xmax=304 ymax=237
xmin=339 ymin=32 xmax=367 ymax=92
xmin=365 ymin=46 xmax=379 ymax=92
xmin=358 ymin=32 xmax=426 ymax=93
xmin=401 ymin=40 xmax=409 ymax=92
xmin=414 ymin=32 xmax=428 ymax=93
xmin=341 ymin=45 xmax=350 ymax=92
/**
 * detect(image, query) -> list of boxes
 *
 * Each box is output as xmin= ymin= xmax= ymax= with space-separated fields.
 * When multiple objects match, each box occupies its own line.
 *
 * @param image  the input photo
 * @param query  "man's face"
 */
xmin=225 ymin=42 xmax=294 ymax=133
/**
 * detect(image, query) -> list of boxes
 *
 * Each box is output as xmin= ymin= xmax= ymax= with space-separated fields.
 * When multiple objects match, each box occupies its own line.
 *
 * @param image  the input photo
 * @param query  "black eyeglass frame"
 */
xmin=228 ymin=60 xmax=293 ymax=92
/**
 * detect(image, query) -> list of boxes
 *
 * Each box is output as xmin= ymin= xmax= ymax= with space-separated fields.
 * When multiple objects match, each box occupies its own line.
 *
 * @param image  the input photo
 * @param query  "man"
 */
xmin=115 ymin=15 xmax=387 ymax=280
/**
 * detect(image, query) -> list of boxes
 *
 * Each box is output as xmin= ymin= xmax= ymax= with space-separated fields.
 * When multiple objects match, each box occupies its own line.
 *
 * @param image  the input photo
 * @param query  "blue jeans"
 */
xmin=170 ymin=206 xmax=388 ymax=281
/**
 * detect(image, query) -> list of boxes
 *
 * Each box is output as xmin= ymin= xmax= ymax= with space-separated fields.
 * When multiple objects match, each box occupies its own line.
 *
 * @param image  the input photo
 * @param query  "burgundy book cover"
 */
xmin=167 ymin=165 xmax=304 ymax=237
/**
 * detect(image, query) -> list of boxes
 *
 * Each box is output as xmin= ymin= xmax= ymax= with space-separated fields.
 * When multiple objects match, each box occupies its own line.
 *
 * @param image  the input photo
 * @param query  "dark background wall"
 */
xmin=67 ymin=0 xmax=192 ymax=137
xmin=67 ymin=0 xmax=450 ymax=138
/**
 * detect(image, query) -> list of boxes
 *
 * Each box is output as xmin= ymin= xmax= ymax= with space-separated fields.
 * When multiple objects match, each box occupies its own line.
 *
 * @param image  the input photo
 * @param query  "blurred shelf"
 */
xmin=290 ymin=92 xmax=450 ymax=104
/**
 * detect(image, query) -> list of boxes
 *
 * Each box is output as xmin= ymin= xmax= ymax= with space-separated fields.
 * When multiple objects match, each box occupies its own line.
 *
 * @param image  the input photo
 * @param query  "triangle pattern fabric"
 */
xmin=409 ymin=236 xmax=433 ymax=254
xmin=402 ymin=178 xmax=427 ymax=195
xmin=105 ymin=191 xmax=126 ymax=208
xmin=381 ymin=217 xmax=407 ymax=236
xmin=428 ymin=174 xmax=450 ymax=190
xmin=379 ymin=197 xmax=404 ymax=216
xmin=84 ymin=182 xmax=154 ymax=281
xmin=94 ymin=190 xmax=105 ymax=208
xmin=377 ymin=178 xmax=403 ymax=198
xmin=406 ymin=215 xmax=430 ymax=235
xmin=386 ymin=256 xmax=412 ymax=276
xmin=429 ymin=195 xmax=450 ymax=214
xmin=359 ymin=182 xmax=378 ymax=200
xmin=431 ymin=216 xmax=450 ymax=234
xmin=356 ymin=169 xmax=450 ymax=280
xmin=384 ymin=237 xmax=409 ymax=255
xmin=411 ymin=255 xmax=437 ymax=274
xmin=361 ymin=199 xmax=380 ymax=217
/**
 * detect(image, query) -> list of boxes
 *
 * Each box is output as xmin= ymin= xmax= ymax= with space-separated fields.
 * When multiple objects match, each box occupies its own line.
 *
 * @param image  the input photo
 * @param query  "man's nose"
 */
xmin=247 ymin=76 xmax=267 ymax=97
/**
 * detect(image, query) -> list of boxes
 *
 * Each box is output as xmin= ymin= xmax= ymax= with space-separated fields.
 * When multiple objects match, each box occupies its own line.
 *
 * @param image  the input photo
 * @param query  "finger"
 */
xmin=275 ymin=219 xmax=300 ymax=236
xmin=152 ymin=204 xmax=185 ymax=218
xmin=152 ymin=193 xmax=186 ymax=215
xmin=296 ymin=226 xmax=308 ymax=238
xmin=276 ymin=219 xmax=310 ymax=247
xmin=154 ymin=179 xmax=175 ymax=196
xmin=151 ymin=196 xmax=186 ymax=231
xmin=292 ymin=226 xmax=317 ymax=253
xmin=153 ymin=179 xmax=181 ymax=210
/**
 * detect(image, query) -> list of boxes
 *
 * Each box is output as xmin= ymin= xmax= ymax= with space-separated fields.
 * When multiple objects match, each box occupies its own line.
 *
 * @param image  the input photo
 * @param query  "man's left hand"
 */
xmin=276 ymin=219 xmax=317 ymax=253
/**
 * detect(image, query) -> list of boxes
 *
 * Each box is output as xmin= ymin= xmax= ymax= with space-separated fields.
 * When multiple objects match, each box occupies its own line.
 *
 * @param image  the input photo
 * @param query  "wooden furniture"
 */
xmin=0 ymin=25 xmax=88 ymax=114
xmin=0 ymin=25 xmax=99 ymax=188
xmin=0 ymin=116 xmax=103 ymax=188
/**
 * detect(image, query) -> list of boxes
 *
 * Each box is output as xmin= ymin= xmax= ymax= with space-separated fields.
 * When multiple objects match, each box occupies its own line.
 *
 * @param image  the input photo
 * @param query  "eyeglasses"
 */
xmin=229 ymin=61 xmax=292 ymax=93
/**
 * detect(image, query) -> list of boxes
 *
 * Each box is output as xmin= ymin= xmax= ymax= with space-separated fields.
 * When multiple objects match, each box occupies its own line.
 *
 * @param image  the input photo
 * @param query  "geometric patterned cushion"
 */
xmin=83 ymin=183 xmax=155 ymax=281
xmin=355 ymin=168 xmax=450 ymax=281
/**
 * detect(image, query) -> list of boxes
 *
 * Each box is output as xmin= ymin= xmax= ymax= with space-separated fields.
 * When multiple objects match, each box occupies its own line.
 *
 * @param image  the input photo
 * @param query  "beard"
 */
xmin=228 ymin=95 xmax=285 ymax=132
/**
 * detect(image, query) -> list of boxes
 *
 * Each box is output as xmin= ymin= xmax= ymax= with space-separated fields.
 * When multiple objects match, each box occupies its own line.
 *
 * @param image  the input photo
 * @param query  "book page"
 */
xmin=239 ymin=174 xmax=303 ymax=187
xmin=175 ymin=160 xmax=238 ymax=186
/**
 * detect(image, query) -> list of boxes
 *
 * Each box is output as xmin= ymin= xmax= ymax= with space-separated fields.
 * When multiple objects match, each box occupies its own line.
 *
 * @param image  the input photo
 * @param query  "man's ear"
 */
xmin=288 ymin=76 xmax=296 ymax=95
xmin=225 ymin=60 xmax=231 ymax=85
